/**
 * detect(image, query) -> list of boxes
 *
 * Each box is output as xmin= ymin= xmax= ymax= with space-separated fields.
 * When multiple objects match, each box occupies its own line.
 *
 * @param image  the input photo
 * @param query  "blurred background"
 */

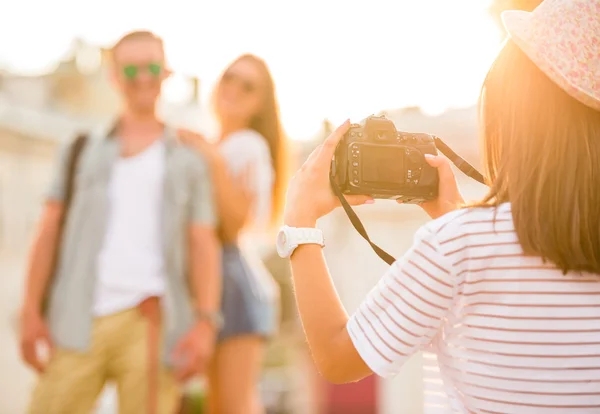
xmin=0 ymin=0 xmax=541 ymax=413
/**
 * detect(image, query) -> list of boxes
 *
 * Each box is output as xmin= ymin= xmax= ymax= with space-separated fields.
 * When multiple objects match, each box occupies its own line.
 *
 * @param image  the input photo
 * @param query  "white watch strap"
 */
xmin=291 ymin=227 xmax=325 ymax=248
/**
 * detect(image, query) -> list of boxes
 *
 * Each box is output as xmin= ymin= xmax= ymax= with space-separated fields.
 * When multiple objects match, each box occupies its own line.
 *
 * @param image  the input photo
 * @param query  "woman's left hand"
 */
xmin=283 ymin=120 xmax=373 ymax=228
xmin=177 ymin=129 xmax=222 ymax=166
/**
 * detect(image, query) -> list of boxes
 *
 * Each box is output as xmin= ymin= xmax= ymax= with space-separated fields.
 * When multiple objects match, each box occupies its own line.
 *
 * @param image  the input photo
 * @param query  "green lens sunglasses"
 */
xmin=122 ymin=63 xmax=163 ymax=79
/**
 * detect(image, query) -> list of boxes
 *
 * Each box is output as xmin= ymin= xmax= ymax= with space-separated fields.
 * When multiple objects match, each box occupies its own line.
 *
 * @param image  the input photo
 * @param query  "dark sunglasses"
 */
xmin=122 ymin=63 xmax=163 ymax=80
xmin=222 ymin=71 xmax=258 ymax=94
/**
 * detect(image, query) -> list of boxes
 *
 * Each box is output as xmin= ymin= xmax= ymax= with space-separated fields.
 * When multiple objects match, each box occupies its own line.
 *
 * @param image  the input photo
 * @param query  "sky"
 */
xmin=0 ymin=0 xmax=503 ymax=139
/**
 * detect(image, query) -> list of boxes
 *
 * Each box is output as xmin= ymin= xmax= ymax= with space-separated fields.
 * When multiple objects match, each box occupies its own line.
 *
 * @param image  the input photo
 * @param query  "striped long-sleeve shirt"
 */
xmin=347 ymin=203 xmax=600 ymax=413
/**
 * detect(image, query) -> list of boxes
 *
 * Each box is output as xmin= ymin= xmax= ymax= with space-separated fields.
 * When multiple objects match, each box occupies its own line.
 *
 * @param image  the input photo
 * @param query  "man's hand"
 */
xmin=19 ymin=201 xmax=62 ymax=375
xmin=171 ymin=321 xmax=216 ymax=382
xmin=19 ymin=307 xmax=53 ymax=373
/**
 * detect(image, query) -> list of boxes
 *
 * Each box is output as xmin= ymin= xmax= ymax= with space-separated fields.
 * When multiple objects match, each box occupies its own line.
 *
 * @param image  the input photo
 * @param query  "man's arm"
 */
xmin=188 ymin=225 xmax=221 ymax=318
xmin=187 ymin=155 xmax=221 ymax=321
xmin=22 ymin=202 xmax=63 ymax=314
xmin=20 ymin=141 xmax=71 ymax=372
xmin=22 ymin=141 xmax=70 ymax=314
xmin=172 ymin=154 xmax=221 ymax=382
xmin=20 ymin=203 xmax=62 ymax=373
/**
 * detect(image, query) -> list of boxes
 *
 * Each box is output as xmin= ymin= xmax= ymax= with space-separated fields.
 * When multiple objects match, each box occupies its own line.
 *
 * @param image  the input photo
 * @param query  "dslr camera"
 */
xmin=330 ymin=114 xmax=439 ymax=203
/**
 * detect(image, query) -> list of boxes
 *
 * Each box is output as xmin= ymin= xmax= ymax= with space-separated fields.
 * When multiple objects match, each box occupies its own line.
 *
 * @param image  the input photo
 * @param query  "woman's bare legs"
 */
xmin=206 ymin=335 xmax=265 ymax=414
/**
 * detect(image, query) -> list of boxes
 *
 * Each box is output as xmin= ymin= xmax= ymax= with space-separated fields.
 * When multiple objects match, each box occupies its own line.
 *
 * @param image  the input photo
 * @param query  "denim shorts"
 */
xmin=218 ymin=245 xmax=278 ymax=342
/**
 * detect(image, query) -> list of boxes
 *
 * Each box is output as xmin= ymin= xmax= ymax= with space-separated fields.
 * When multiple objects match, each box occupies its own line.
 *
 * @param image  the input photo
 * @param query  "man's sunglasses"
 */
xmin=222 ymin=71 xmax=258 ymax=94
xmin=122 ymin=63 xmax=163 ymax=80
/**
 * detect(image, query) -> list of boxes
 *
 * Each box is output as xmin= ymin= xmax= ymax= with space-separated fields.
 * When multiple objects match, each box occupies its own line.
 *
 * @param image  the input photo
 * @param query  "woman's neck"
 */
xmin=219 ymin=120 xmax=250 ymax=141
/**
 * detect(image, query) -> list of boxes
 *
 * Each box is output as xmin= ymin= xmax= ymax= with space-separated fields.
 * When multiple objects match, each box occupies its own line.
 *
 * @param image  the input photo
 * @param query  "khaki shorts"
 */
xmin=27 ymin=308 xmax=180 ymax=414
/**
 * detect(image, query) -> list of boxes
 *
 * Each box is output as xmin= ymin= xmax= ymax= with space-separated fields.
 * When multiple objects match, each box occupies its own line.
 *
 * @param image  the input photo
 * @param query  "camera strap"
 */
xmin=433 ymin=137 xmax=486 ymax=185
xmin=330 ymin=137 xmax=486 ymax=266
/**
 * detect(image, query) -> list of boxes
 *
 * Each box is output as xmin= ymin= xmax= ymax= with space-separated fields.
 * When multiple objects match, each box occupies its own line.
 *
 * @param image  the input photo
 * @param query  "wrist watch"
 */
xmin=276 ymin=225 xmax=325 ymax=258
xmin=195 ymin=309 xmax=224 ymax=329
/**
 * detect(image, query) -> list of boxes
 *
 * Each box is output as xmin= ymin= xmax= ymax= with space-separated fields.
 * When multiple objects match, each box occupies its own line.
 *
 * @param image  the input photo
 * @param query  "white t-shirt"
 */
xmin=218 ymin=129 xmax=274 ymax=232
xmin=94 ymin=140 xmax=167 ymax=317
xmin=347 ymin=203 xmax=600 ymax=413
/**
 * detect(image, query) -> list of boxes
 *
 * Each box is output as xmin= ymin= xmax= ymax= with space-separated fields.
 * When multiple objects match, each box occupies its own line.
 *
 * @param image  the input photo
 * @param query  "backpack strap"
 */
xmin=61 ymin=134 xmax=88 ymax=223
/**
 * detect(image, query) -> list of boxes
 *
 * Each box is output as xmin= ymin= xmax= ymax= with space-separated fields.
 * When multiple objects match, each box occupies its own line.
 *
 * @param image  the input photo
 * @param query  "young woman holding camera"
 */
xmin=179 ymin=54 xmax=287 ymax=414
xmin=280 ymin=0 xmax=600 ymax=412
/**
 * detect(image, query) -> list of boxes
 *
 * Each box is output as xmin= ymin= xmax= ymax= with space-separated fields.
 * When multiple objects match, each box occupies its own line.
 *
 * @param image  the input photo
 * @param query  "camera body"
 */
xmin=330 ymin=115 xmax=439 ymax=203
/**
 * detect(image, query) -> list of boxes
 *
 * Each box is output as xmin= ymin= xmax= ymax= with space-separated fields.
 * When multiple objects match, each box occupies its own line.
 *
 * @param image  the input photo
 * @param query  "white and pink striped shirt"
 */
xmin=347 ymin=203 xmax=600 ymax=413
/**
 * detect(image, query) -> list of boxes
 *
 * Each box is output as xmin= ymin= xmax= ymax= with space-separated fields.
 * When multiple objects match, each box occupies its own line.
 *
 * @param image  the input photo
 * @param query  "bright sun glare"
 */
xmin=0 ymin=0 xmax=501 ymax=140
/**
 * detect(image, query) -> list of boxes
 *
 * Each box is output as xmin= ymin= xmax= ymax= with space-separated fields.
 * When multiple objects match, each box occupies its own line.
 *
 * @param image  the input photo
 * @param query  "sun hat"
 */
xmin=502 ymin=0 xmax=600 ymax=111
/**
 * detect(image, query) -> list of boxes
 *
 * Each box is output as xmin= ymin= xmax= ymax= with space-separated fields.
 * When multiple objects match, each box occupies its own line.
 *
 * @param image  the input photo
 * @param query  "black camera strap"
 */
xmin=433 ymin=137 xmax=486 ymax=185
xmin=330 ymin=178 xmax=398 ymax=265
xmin=330 ymin=137 xmax=486 ymax=266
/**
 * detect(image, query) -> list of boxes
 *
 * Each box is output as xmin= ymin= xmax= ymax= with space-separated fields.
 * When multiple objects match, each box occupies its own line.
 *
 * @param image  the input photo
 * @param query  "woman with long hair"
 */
xmin=179 ymin=54 xmax=287 ymax=413
xmin=279 ymin=0 xmax=600 ymax=412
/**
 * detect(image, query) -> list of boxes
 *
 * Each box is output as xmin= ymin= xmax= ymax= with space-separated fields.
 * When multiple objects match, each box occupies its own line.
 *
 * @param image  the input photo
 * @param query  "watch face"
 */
xmin=276 ymin=229 xmax=289 ymax=258
xmin=278 ymin=231 xmax=287 ymax=246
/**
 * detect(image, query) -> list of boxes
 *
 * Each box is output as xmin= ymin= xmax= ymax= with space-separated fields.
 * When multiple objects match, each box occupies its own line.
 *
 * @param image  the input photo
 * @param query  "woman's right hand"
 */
xmin=399 ymin=154 xmax=464 ymax=220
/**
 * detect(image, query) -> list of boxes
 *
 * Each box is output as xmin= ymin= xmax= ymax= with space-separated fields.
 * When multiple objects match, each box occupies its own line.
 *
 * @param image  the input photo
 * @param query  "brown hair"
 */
xmin=110 ymin=30 xmax=164 ymax=62
xmin=476 ymin=39 xmax=600 ymax=274
xmin=215 ymin=54 xmax=288 ymax=227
